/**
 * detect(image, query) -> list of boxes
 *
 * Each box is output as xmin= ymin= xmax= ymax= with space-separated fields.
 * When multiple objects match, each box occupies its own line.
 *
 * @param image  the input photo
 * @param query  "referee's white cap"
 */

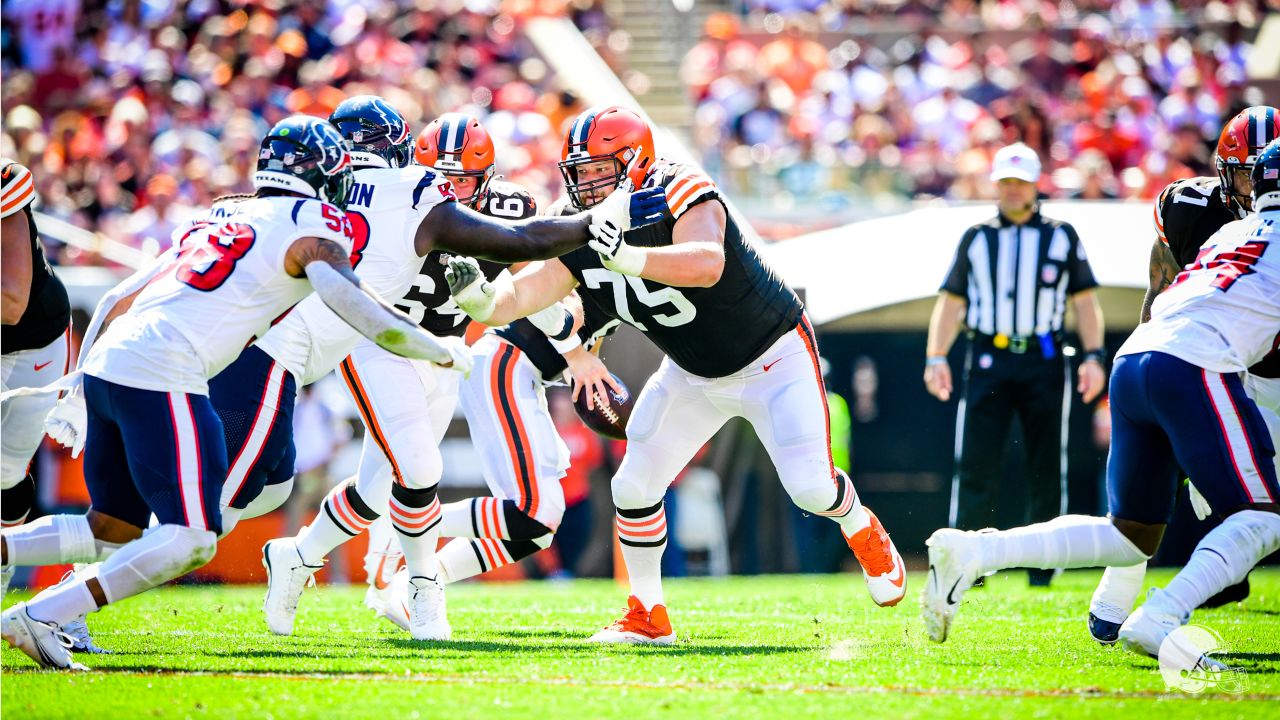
xmin=990 ymin=143 xmax=1041 ymax=183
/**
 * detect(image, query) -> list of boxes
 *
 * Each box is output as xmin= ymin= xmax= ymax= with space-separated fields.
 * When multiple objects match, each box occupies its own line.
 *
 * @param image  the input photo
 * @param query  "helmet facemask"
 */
xmin=559 ymin=153 xmax=628 ymax=210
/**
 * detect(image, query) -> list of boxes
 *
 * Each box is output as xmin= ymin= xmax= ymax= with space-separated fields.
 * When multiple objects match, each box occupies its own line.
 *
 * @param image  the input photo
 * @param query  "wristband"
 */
xmin=550 ymin=333 xmax=583 ymax=355
xmin=925 ymin=355 xmax=948 ymax=367
xmin=1082 ymin=349 xmax=1106 ymax=364
xmin=601 ymin=243 xmax=646 ymax=276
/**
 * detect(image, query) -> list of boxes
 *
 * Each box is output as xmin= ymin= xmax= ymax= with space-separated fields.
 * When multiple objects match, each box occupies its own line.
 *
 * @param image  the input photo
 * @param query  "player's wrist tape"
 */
xmin=925 ymin=355 xmax=948 ymax=366
xmin=527 ymin=302 xmax=574 ymax=339
xmin=1082 ymin=349 xmax=1106 ymax=364
xmin=549 ymin=333 xmax=583 ymax=354
xmin=601 ymin=243 xmax=646 ymax=276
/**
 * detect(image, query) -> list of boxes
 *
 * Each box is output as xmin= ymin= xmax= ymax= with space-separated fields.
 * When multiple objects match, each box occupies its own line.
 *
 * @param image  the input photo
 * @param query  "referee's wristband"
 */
xmin=1081 ymin=349 xmax=1107 ymax=364
xmin=925 ymin=355 xmax=949 ymax=367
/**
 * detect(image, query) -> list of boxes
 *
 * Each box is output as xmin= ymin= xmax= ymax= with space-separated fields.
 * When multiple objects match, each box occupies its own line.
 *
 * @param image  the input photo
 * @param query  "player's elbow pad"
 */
xmin=304 ymin=261 xmax=452 ymax=364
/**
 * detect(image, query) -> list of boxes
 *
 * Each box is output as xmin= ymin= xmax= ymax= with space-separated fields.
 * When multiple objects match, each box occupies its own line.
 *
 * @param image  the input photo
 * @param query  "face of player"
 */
xmin=574 ymin=159 xmax=621 ymax=208
xmin=447 ymin=174 xmax=481 ymax=207
xmin=996 ymin=178 xmax=1038 ymax=223
xmin=1226 ymin=166 xmax=1254 ymax=211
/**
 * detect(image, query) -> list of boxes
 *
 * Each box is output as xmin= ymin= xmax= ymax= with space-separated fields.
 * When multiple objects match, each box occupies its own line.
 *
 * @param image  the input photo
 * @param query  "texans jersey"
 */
xmin=253 ymin=166 xmax=456 ymax=385
xmin=1121 ymin=210 xmax=1280 ymax=372
xmin=1 ymin=161 xmax=70 ymax=354
xmin=557 ymin=160 xmax=803 ymax=378
xmin=84 ymin=196 xmax=354 ymax=394
xmin=1154 ymin=177 xmax=1238 ymax=268
xmin=397 ymin=178 xmax=534 ymax=337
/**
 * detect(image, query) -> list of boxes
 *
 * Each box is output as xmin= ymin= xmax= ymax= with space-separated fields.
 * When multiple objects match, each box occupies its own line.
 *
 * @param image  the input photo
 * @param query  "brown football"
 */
xmin=573 ymin=373 xmax=633 ymax=440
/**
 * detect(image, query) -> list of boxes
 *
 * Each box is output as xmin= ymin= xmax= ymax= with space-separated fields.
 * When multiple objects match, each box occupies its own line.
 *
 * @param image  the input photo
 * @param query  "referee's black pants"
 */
xmin=950 ymin=345 xmax=1068 ymax=532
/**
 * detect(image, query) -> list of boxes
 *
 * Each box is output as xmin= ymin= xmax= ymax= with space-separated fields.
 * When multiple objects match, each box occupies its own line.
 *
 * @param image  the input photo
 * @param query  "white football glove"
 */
xmin=45 ymin=391 xmax=88 ymax=458
xmin=444 ymin=256 xmax=496 ymax=322
xmin=438 ymin=336 xmax=474 ymax=379
xmin=1187 ymin=480 xmax=1213 ymax=521
xmin=586 ymin=181 xmax=647 ymax=276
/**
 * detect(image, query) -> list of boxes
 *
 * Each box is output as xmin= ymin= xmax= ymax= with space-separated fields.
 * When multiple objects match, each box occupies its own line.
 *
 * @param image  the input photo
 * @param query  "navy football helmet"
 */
xmin=254 ymin=115 xmax=354 ymax=207
xmin=1251 ymin=137 xmax=1280 ymax=213
xmin=329 ymin=95 xmax=414 ymax=169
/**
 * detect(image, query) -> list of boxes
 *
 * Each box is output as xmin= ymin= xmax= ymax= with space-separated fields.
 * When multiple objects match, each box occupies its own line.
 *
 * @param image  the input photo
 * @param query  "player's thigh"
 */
xmin=81 ymin=375 xmax=149 ymax=529
xmin=212 ymin=347 xmax=297 ymax=510
xmin=415 ymin=358 xmax=460 ymax=444
xmin=1169 ymin=366 xmax=1280 ymax=511
xmin=341 ymin=346 xmax=441 ymax=487
xmin=1 ymin=332 xmax=71 ymax=485
xmin=1243 ymin=373 xmax=1280 ymax=453
xmin=1106 ymin=354 xmax=1181 ymax=524
xmin=614 ymin=358 xmax=727 ymax=506
xmin=115 ymin=384 xmax=228 ymax=534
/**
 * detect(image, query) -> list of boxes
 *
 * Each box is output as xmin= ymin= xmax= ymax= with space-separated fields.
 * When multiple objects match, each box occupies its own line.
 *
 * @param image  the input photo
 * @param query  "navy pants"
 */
xmin=1107 ymin=351 xmax=1280 ymax=525
xmin=209 ymin=345 xmax=297 ymax=511
xmin=83 ymin=375 xmax=226 ymax=533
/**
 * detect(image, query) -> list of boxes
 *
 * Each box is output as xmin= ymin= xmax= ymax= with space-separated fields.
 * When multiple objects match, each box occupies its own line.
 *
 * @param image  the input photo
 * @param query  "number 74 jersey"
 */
xmin=83 ymin=196 xmax=353 ymax=395
xmin=1120 ymin=211 xmax=1280 ymax=373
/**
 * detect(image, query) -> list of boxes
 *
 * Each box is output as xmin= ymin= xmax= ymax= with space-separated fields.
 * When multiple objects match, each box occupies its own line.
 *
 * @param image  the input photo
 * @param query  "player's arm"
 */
xmin=1140 ymin=238 xmax=1180 ymax=323
xmin=447 ymin=256 xmax=580 ymax=327
xmin=1 ymin=212 xmax=33 ymax=324
xmin=1071 ymin=289 xmax=1107 ymax=402
xmin=416 ymin=186 xmax=667 ymax=263
xmin=284 ymin=236 xmax=468 ymax=369
xmin=924 ymin=291 xmax=967 ymax=402
xmin=600 ymin=200 xmax=727 ymax=288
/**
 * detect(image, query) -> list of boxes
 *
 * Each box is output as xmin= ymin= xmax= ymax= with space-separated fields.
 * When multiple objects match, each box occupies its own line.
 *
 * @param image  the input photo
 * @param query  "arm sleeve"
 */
xmin=940 ymin=227 xmax=975 ymax=296
xmin=1 ymin=163 xmax=35 ymax=219
xmin=662 ymin=164 xmax=720 ymax=220
xmin=1153 ymin=183 xmax=1173 ymax=247
xmin=76 ymin=249 xmax=178 ymax=371
xmin=1063 ymin=223 xmax=1100 ymax=294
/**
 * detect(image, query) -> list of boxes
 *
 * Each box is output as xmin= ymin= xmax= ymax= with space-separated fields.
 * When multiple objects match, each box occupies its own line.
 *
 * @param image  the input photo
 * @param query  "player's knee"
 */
xmin=611 ymin=471 xmax=664 ymax=511
xmin=159 ymin=524 xmax=218 ymax=571
xmin=391 ymin=438 xmax=443 ymax=490
xmin=243 ymin=477 xmax=293 ymax=520
xmin=1108 ymin=517 xmax=1161 ymax=559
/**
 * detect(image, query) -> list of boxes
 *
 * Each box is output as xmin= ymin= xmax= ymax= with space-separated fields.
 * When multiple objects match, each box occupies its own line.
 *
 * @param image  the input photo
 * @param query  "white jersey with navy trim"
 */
xmin=253 ymin=165 xmax=456 ymax=385
xmin=84 ymin=195 xmax=354 ymax=394
xmin=1119 ymin=210 xmax=1280 ymax=372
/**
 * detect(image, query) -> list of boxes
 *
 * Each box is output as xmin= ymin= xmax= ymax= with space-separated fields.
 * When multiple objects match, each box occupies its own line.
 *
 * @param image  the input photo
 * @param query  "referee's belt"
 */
xmin=970 ymin=331 xmax=1063 ymax=356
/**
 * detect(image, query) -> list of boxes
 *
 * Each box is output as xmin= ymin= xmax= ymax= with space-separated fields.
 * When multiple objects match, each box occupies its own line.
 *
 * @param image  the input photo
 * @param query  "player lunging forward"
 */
xmin=924 ymin=138 xmax=1280 ymax=659
xmin=448 ymin=106 xmax=907 ymax=644
xmin=0 ymin=116 xmax=458 ymax=670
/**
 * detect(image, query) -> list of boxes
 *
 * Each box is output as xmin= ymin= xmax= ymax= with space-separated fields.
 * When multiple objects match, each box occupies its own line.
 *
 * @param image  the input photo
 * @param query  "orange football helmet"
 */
xmin=559 ymin=106 xmax=655 ymax=209
xmin=415 ymin=112 xmax=496 ymax=207
xmin=1216 ymin=105 xmax=1279 ymax=215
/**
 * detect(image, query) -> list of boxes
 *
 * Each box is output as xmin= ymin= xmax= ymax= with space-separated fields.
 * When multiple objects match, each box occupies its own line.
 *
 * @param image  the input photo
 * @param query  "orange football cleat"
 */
xmin=844 ymin=508 xmax=907 ymax=607
xmin=587 ymin=595 xmax=675 ymax=644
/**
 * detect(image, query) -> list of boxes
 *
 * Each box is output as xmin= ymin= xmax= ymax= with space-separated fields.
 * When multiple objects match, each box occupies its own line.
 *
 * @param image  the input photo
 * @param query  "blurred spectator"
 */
xmin=119 ymin=174 xmax=194 ymax=255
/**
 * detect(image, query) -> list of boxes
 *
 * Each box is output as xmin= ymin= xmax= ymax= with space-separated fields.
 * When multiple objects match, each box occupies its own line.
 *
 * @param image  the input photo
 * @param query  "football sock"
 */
xmin=436 ymin=537 xmax=545 ymax=584
xmin=442 ymin=497 xmax=553 ymax=541
xmin=25 ymin=575 xmax=97 ymax=625
xmin=816 ymin=470 xmax=871 ymax=534
xmin=2 ymin=514 xmax=102 ymax=566
xmin=296 ymin=480 xmax=376 ymax=566
xmin=1091 ymin=562 xmax=1148 ymax=618
xmin=390 ymin=484 xmax=442 ymax=580
xmin=1 ymin=474 xmax=35 ymax=528
xmin=977 ymin=515 xmax=1148 ymax=575
xmin=616 ymin=500 xmax=667 ymax=609
xmin=1161 ymin=510 xmax=1280 ymax=617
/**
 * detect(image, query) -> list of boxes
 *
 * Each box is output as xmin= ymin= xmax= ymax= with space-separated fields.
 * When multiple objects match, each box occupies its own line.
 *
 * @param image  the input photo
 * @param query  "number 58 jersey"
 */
xmin=1120 ymin=212 xmax=1280 ymax=372
xmin=84 ymin=196 xmax=353 ymax=395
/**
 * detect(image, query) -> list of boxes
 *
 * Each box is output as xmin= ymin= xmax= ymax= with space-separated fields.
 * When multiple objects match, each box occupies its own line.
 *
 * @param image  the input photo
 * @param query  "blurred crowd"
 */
xmin=687 ymin=1 xmax=1273 ymax=207
xmin=1 ymin=0 xmax=598 ymax=264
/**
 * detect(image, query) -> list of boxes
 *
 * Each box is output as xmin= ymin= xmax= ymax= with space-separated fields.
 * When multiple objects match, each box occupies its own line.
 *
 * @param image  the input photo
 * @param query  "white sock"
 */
xmin=616 ymin=503 xmax=667 ymax=609
xmin=390 ymin=485 xmax=442 ymax=580
xmin=3 ymin=515 xmax=97 ymax=566
xmin=296 ymin=481 xmax=375 ymax=566
xmin=95 ymin=525 xmax=216 ymax=604
xmin=1161 ymin=510 xmax=1280 ymax=617
xmin=25 ymin=577 xmax=98 ymax=625
xmin=219 ymin=507 xmax=244 ymax=538
xmin=978 ymin=515 xmax=1148 ymax=575
xmin=1091 ymin=562 xmax=1148 ymax=617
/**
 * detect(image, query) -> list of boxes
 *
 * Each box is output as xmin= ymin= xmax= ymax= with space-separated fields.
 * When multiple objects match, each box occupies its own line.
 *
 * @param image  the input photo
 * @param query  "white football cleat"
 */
xmin=1 ymin=564 xmax=13 ymax=597
xmin=1119 ymin=591 xmax=1189 ymax=659
xmin=406 ymin=575 xmax=451 ymax=641
xmin=63 ymin=615 xmax=111 ymax=654
xmin=376 ymin=568 xmax=411 ymax=632
xmin=262 ymin=538 xmax=320 ymax=636
xmin=362 ymin=545 xmax=402 ymax=614
xmin=2 ymin=604 xmax=88 ymax=670
xmin=921 ymin=528 xmax=985 ymax=643
xmin=843 ymin=508 xmax=908 ymax=607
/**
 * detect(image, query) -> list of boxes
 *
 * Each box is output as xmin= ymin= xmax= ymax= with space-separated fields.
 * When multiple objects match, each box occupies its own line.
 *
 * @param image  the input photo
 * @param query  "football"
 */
xmin=573 ymin=373 xmax=633 ymax=440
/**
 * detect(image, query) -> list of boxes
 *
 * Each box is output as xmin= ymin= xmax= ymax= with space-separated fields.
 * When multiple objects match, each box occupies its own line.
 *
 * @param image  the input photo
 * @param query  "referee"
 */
xmin=924 ymin=143 xmax=1107 ymax=586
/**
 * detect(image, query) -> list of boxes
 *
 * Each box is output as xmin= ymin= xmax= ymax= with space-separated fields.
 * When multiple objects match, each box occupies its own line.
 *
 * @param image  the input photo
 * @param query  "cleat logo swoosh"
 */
xmin=34 ymin=361 xmax=52 ymax=372
xmin=763 ymin=359 xmax=782 ymax=372
xmin=372 ymin=554 xmax=391 ymax=590
xmin=887 ymin=559 xmax=905 ymax=588
xmin=946 ymin=576 xmax=964 ymax=605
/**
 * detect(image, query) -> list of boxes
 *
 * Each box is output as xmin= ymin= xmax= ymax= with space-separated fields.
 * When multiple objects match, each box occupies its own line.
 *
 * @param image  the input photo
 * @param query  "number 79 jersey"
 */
xmin=1120 ymin=211 xmax=1280 ymax=372
xmin=555 ymin=160 xmax=803 ymax=378
xmin=83 ymin=196 xmax=353 ymax=395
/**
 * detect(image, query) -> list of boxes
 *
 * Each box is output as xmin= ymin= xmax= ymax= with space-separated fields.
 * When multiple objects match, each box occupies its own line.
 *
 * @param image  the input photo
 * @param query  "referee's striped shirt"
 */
xmin=941 ymin=210 xmax=1098 ymax=338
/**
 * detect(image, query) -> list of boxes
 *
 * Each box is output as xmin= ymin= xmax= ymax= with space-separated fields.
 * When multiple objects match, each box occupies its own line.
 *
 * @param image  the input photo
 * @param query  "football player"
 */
xmin=923 ymin=139 xmax=1280 ymax=658
xmin=0 ymin=115 xmax=460 ymax=670
xmin=1 ymin=160 xmax=71 ymax=594
xmin=367 ymin=114 xmax=624 ymax=628
xmin=446 ymin=106 xmax=907 ymax=644
xmin=1089 ymin=105 xmax=1280 ymax=643
xmin=260 ymin=106 xmax=667 ymax=641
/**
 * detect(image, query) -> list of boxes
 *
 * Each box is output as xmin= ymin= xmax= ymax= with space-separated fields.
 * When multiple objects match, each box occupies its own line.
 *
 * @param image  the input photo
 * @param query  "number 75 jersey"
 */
xmin=84 ymin=196 xmax=353 ymax=395
xmin=1120 ymin=211 xmax=1280 ymax=372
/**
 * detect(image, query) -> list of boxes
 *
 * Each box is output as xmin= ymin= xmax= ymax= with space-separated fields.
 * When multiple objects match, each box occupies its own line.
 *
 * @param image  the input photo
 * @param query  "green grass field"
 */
xmin=3 ymin=569 xmax=1278 ymax=718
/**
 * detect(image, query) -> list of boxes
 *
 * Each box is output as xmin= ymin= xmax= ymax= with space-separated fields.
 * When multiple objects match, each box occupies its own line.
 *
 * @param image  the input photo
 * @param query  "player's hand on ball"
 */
xmin=444 ymin=256 xmax=496 ymax=322
xmin=45 ymin=391 xmax=88 ymax=458
xmin=924 ymin=361 xmax=952 ymax=402
xmin=565 ymin=347 xmax=621 ymax=411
